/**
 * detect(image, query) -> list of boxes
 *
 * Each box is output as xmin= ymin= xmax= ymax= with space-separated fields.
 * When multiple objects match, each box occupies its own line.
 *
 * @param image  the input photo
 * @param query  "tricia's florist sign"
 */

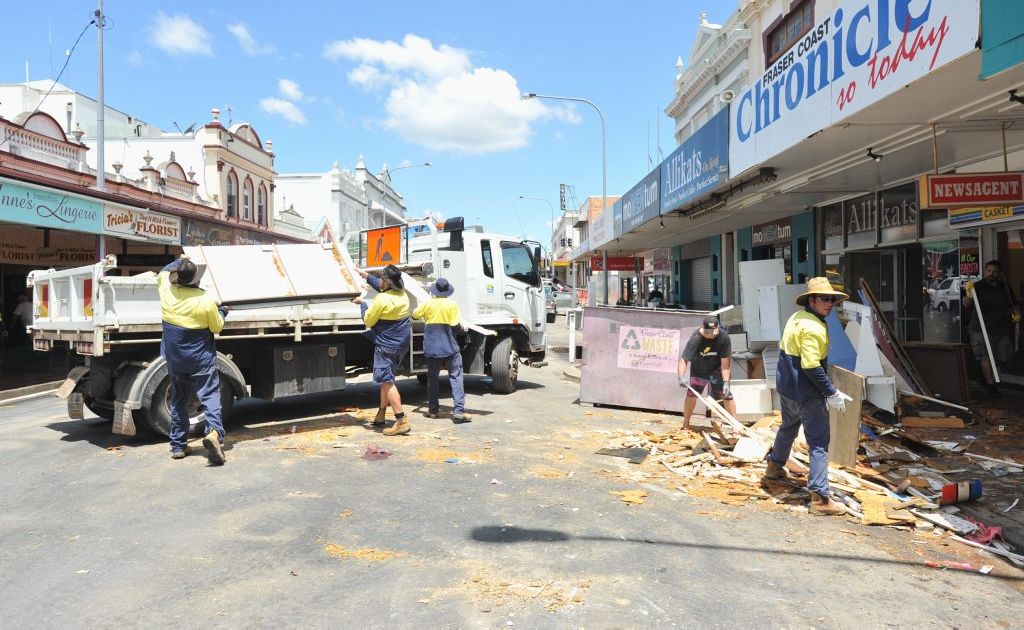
xmin=103 ymin=206 xmax=182 ymax=244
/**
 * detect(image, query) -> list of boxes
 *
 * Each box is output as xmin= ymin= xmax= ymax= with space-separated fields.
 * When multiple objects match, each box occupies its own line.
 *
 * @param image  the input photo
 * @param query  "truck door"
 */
xmin=497 ymin=240 xmax=546 ymax=348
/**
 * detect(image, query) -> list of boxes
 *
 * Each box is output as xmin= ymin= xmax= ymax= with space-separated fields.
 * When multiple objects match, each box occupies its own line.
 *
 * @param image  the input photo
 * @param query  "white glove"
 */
xmin=826 ymin=390 xmax=847 ymax=412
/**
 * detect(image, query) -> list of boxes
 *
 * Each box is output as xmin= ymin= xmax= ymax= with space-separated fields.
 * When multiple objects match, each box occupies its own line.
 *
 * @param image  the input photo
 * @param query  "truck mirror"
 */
xmin=534 ymin=246 xmax=542 ymax=262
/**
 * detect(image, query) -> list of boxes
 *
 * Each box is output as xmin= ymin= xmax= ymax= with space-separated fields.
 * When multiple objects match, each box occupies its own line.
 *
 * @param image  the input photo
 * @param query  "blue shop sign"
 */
xmin=660 ymin=107 xmax=729 ymax=213
xmin=612 ymin=198 xmax=623 ymax=239
xmin=619 ymin=166 xmax=661 ymax=237
xmin=0 ymin=178 xmax=103 ymax=234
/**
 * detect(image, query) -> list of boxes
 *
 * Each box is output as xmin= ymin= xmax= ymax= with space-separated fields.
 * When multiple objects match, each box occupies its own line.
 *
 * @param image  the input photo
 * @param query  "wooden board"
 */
xmin=900 ymin=416 xmax=966 ymax=429
xmin=901 ymin=342 xmax=970 ymax=404
xmin=828 ymin=366 xmax=864 ymax=468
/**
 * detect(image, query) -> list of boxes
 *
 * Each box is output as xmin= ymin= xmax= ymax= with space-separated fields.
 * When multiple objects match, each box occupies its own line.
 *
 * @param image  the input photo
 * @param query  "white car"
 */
xmin=929 ymin=276 xmax=961 ymax=311
xmin=543 ymin=279 xmax=574 ymax=309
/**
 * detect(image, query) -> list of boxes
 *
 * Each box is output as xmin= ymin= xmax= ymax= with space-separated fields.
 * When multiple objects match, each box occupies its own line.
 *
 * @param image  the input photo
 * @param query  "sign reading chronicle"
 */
xmin=730 ymin=0 xmax=980 ymax=175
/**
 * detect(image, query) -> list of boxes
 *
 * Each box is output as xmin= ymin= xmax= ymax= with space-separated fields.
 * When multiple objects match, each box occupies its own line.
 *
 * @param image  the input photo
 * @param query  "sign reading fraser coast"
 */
xmin=616 ymin=326 xmax=681 ymax=373
xmin=729 ymin=0 xmax=980 ymax=175
xmin=661 ymin=107 xmax=729 ymax=213
xmin=0 ymin=179 xmax=103 ymax=234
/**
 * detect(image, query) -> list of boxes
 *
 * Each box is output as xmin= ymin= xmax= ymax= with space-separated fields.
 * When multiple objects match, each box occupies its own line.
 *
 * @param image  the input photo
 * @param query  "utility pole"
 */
xmin=96 ymin=0 xmax=106 ymax=257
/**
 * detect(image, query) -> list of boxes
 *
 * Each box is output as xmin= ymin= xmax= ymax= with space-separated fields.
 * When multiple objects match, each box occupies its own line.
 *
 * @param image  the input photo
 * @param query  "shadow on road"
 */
xmin=469 ymin=525 xmax=1024 ymax=583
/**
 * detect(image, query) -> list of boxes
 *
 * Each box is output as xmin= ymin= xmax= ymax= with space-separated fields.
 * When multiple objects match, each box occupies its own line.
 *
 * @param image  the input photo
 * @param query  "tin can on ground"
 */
xmin=939 ymin=479 xmax=982 ymax=505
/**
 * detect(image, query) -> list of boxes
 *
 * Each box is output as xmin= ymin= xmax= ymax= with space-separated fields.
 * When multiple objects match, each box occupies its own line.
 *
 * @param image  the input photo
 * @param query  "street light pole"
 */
xmin=518 ymin=195 xmax=554 ymax=278
xmin=380 ymin=161 xmax=432 ymax=227
xmin=522 ymin=92 xmax=607 ymax=304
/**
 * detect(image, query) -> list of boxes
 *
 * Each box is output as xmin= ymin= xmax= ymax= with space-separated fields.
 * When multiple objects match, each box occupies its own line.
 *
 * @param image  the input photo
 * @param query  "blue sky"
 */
xmin=3 ymin=1 xmax=733 ymax=243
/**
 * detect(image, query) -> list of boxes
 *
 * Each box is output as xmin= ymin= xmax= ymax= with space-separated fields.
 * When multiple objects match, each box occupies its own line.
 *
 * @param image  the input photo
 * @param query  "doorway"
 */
xmin=848 ymin=245 xmax=924 ymax=341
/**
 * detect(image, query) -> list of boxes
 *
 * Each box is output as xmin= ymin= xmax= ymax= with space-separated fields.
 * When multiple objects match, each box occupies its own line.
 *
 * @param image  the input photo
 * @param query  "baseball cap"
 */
xmin=701 ymin=316 xmax=720 ymax=331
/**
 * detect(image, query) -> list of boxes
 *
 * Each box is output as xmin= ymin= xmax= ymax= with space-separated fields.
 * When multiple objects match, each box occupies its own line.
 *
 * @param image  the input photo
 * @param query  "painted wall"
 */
xmin=981 ymin=0 xmax=1024 ymax=78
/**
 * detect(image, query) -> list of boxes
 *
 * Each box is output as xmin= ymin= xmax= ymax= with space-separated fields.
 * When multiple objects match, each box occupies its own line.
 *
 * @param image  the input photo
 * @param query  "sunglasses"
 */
xmin=811 ymin=295 xmax=838 ymax=303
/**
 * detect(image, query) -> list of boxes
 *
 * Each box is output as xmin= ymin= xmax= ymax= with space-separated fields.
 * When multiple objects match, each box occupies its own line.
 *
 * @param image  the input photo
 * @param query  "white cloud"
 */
xmin=227 ymin=22 xmax=277 ymax=56
xmin=278 ymin=79 xmax=304 ymax=101
xmin=150 ymin=12 xmax=212 ymax=57
xmin=259 ymin=98 xmax=307 ymax=125
xmin=323 ymin=33 xmax=576 ymax=154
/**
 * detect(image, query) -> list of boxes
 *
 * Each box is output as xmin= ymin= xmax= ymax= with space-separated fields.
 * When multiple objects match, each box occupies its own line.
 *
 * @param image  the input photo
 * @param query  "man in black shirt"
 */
xmin=965 ymin=259 xmax=1019 ymax=399
xmin=677 ymin=316 xmax=735 ymax=430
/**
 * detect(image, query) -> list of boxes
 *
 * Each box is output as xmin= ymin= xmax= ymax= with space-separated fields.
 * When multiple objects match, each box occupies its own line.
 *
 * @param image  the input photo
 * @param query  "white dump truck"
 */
xmin=28 ymin=218 xmax=547 ymax=437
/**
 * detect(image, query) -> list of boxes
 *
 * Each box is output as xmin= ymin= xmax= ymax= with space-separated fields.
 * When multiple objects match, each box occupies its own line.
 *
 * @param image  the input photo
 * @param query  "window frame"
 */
xmin=226 ymin=170 xmax=238 ymax=218
xmin=764 ymin=0 xmax=815 ymax=66
xmin=242 ymin=177 xmax=253 ymax=221
xmin=257 ymin=183 xmax=267 ymax=226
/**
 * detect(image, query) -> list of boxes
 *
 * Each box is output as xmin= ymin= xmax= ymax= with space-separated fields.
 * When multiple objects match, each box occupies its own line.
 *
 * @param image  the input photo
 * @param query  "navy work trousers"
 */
xmin=169 ymin=367 xmax=224 ymax=451
xmin=427 ymin=352 xmax=465 ymax=414
xmin=769 ymin=394 xmax=831 ymax=498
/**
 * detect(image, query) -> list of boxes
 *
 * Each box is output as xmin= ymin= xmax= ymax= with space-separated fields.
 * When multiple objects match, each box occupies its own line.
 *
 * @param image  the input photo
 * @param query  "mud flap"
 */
xmin=113 ymin=401 xmax=137 ymax=436
xmin=56 ymin=365 xmax=90 ymax=400
xmin=67 ymin=393 xmax=85 ymax=420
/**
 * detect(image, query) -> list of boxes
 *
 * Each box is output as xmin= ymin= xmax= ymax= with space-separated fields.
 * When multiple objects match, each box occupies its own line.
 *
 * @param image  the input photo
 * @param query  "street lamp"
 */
xmin=518 ymin=195 xmax=555 ymax=278
xmin=522 ymin=92 xmax=607 ymax=304
xmin=379 ymin=162 xmax=432 ymax=227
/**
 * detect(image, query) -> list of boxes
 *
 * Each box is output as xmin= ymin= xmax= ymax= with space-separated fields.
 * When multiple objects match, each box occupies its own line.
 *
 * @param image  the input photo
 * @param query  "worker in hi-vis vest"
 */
xmin=158 ymin=255 xmax=229 ymax=465
xmin=412 ymin=278 xmax=470 ymax=423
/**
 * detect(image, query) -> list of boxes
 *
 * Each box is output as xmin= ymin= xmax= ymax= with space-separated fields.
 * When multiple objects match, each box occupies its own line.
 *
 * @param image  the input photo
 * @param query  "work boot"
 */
xmin=202 ymin=430 xmax=226 ymax=465
xmin=383 ymin=418 xmax=411 ymax=436
xmin=372 ymin=407 xmax=387 ymax=426
xmin=809 ymin=493 xmax=845 ymax=516
xmin=452 ymin=412 xmax=471 ymax=424
xmin=763 ymin=460 xmax=789 ymax=479
xmin=424 ymin=408 xmax=439 ymax=419
xmin=171 ymin=447 xmax=189 ymax=460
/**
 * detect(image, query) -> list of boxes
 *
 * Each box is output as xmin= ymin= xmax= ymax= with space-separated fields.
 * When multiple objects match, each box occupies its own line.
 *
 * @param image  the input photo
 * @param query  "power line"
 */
xmin=1 ymin=17 xmax=96 ymax=151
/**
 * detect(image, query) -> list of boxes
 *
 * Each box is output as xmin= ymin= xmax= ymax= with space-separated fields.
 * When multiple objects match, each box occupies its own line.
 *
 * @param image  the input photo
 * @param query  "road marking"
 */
xmin=0 ymin=388 xmax=60 ymax=406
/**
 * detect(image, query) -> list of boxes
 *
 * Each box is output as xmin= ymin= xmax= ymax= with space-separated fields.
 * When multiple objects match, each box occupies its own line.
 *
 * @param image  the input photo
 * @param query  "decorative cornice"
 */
xmin=667 ymin=27 xmax=752 ymax=118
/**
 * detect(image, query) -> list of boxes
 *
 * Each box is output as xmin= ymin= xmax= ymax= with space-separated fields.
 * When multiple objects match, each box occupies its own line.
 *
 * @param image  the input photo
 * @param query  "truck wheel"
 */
xmin=84 ymin=398 xmax=115 ymax=421
xmin=142 ymin=373 xmax=236 ymax=438
xmin=491 ymin=336 xmax=519 ymax=394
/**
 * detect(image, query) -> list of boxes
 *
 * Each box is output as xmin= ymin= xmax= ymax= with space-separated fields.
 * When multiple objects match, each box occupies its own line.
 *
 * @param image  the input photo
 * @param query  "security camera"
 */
xmin=719 ymin=90 xmax=735 ymax=103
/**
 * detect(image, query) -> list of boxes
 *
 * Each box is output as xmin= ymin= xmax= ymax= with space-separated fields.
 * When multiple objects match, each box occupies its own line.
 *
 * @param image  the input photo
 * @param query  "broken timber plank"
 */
xmin=900 ymin=416 xmax=965 ymax=429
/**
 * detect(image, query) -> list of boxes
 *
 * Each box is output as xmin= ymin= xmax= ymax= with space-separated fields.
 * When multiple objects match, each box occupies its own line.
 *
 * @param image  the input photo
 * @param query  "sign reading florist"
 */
xmin=103 ymin=207 xmax=181 ymax=244
xmin=730 ymin=0 xmax=980 ymax=175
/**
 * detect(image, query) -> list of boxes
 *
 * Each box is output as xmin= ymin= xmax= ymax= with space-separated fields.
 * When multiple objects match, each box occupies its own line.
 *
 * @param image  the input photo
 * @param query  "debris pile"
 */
xmin=598 ymin=409 xmax=1024 ymax=568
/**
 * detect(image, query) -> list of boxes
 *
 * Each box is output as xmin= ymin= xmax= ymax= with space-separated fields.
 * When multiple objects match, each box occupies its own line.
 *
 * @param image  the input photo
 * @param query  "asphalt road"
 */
xmin=1 ymin=316 xmax=1021 ymax=627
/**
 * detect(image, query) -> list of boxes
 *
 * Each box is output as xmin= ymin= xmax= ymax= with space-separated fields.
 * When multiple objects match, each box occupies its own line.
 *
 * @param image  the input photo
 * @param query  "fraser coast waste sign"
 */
xmin=616 ymin=326 xmax=680 ymax=372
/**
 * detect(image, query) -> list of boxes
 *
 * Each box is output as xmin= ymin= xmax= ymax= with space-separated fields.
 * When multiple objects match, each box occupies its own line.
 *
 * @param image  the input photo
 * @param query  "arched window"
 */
xmin=226 ymin=171 xmax=238 ymax=218
xmin=243 ymin=177 xmax=253 ymax=220
xmin=258 ymin=183 xmax=267 ymax=226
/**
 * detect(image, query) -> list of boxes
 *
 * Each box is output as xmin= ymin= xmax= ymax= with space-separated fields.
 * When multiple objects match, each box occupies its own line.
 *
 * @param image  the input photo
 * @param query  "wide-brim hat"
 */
xmin=382 ymin=264 xmax=404 ymax=290
xmin=172 ymin=259 xmax=200 ymax=287
xmin=795 ymin=276 xmax=850 ymax=306
xmin=430 ymin=277 xmax=454 ymax=297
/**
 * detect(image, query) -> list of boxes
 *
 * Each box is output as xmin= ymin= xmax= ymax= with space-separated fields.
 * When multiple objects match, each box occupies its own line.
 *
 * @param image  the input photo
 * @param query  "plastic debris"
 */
xmin=362 ymin=445 xmax=392 ymax=460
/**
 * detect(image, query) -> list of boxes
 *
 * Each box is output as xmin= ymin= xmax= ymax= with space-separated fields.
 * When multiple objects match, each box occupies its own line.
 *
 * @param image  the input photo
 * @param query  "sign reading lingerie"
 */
xmin=729 ymin=0 xmax=980 ymax=175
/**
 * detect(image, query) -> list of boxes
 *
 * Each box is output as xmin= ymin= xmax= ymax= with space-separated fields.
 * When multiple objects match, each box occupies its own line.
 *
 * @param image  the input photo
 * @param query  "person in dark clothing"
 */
xmin=354 ymin=264 xmax=412 ymax=435
xmin=412 ymin=278 xmax=469 ymax=423
xmin=677 ymin=316 xmax=735 ymax=431
xmin=965 ymin=260 xmax=1019 ymax=399
xmin=648 ymin=287 xmax=664 ymax=305
xmin=158 ymin=256 xmax=230 ymax=464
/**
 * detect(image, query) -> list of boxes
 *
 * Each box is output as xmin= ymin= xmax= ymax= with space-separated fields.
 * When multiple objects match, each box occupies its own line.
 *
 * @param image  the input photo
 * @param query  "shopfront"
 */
xmin=819 ymin=182 xmax=968 ymax=344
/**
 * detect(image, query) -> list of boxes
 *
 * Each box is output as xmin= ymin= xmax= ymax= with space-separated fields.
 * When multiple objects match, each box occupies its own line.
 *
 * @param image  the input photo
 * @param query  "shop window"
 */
xmin=713 ymin=278 xmax=719 ymax=295
xmin=481 ymin=239 xmax=494 ymax=278
xmin=797 ymin=237 xmax=808 ymax=263
xmin=766 ymin=0 xmax=815 ymax=65
xmin=243 ymin=177 xmax=253 ymax=221
xmin=226 ymin=171 xmax=238 ymax=218
xmin=712 ymin=254 xmax=719 ymax=272
xmin=741 ymin=248 xmax=749 ymax=262
xmin=257 ymin=184 xmax=267 ymax=226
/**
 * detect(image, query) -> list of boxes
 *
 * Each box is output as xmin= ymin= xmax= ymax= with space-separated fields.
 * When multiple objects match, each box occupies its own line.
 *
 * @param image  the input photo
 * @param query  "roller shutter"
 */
xmin=689 ymin=256 xmax=713 ymax=308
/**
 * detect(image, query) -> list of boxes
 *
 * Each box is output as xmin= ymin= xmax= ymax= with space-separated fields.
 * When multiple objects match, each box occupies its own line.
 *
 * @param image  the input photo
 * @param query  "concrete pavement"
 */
xmin=0 ymin=316 xmax=1021 ymax=627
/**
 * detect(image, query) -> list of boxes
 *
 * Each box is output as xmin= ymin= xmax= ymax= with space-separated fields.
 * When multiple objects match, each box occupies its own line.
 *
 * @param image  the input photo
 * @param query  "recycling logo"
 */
xmin=621 ymin=329 xmax=641 ymax=350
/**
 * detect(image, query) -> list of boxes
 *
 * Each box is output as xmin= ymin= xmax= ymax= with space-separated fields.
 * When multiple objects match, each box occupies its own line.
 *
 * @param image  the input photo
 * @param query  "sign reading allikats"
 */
xmin=919 ymin=172 xmax=1024 ymax=208
xmin=729 ymin=0 xmax=980 ymax=175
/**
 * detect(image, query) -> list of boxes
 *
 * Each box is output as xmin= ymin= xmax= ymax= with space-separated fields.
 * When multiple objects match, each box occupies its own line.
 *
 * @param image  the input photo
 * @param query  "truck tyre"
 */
xmin=491 ymin=336 xmax=518 ymax=394
xmin=141 ymin=372 xmax=236 ymax=438
xmin=85 ymin=398 xmax=115 ymax=421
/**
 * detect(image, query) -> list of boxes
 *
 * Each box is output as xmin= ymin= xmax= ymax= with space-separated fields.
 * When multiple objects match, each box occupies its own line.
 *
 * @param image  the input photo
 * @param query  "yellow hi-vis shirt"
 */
xmin=157 ymin=270 xmax=225 ymax=333
xmin=413 ymin=297 xmax=462 ymax=358
xmin=362 ymin=289 xmax=410 ymax=328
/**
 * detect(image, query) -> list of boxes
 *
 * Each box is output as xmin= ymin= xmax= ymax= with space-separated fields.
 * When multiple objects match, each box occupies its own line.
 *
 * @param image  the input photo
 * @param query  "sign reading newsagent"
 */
xmin=730 ymin=0 xmax=980 ymax=175
xmin=0 ymin=178 xmax=103 ymax=234
xmin=660 ymin=107 xmax=729 ymax=213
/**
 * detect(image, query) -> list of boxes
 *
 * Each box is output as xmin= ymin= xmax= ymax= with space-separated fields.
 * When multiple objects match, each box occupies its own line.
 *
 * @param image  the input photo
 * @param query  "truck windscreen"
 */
xmin=500 ymin=241 xmax=540 ymax=287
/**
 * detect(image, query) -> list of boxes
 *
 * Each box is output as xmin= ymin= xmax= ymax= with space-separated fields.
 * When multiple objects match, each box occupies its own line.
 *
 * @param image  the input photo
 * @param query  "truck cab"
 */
xmin=352 ymin=217 xmax=547 ymax=392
